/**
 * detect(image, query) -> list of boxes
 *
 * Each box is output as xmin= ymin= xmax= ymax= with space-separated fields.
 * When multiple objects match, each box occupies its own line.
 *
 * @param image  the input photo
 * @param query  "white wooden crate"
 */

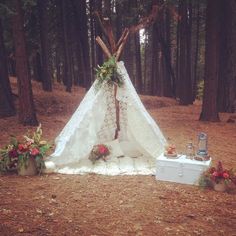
xmin=156 ymin=154 xmax=211 ymax=185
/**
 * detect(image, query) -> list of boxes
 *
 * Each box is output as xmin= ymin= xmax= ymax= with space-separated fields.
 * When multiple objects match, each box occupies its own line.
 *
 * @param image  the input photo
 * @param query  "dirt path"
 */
xmin=0 ymin=80 xmax=236 ymax=235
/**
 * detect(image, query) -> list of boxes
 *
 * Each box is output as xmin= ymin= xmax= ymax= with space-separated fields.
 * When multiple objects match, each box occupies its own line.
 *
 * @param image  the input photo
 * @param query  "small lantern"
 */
xmin=197 ymin=132 xmax=208 ymax=158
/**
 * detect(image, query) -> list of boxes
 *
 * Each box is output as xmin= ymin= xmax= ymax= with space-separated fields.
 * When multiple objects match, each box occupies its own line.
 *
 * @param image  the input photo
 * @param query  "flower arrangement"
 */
xmin=95 ymin=56 xmax=123 ymax=91
xmin=88 ymin=144 xmax=110 ymax=164
xmin=164 ymin=144 xmax=177 ymax=158
xmin=199 ymin=161 xmax=236 ymax=189
xmin=0 ymin=125 xmax=50 ymax=175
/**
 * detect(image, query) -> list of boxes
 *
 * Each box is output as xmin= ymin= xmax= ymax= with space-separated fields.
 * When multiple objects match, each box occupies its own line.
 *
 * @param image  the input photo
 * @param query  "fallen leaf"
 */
xmin=18 ymin=228 xmax=24 ymax=233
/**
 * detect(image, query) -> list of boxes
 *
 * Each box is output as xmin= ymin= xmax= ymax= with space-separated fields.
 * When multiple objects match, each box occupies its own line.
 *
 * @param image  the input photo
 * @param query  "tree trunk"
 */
xmin=134 ymin=33 xmax=142 ymax=93
xmin=200 ymin=0 xmax=221 ymax=121
xmin=163 ymin=7 xmax=175 ymax=98
xmin=32 ymin=51 xmax=42 ymax=82
xmin=218 ymin=0 xmax=236 ymax=113
xmin=175 ymin=2 xmax=181 ymax=98
xmin=144 ymin=29 xmax=153 ymax=94
xmin=12 ymin=0 xmax=38 ymax=126
xmin=73 ymin=0 xmax=91 ymax=89
xmin=178 ymin=0 xmax=193 ymax=105
xmin=227 ymin=0 xmax=236 ymax=112
xmin=95 ymin=0 xmax=103 ymax=67
xmin=61 ymin=0 xmax=73 ymax=92
xmin=0 ymin=18 xmax=15 ymax=117
xmin=151 ymin=22 xmax=160 ymax=96
xmin=193 ymin=0 xmax=200 ymax=100
xmin=38 ymin=0 xmax=52 ymax=91
xmin=89 ymin=0 xmax=96 ymax=80
xmin=156 ymin=8 xmax=175 ymax=98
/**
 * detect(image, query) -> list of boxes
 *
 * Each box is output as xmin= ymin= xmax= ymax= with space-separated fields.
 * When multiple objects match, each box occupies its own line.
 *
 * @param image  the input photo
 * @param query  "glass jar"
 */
xmin=186 ymin=142 xmax=195 ymax=159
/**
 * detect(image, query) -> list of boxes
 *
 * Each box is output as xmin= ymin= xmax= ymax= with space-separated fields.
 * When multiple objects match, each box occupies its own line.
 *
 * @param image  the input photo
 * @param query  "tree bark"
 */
xmin=32 ymin=51 xmax=42 ymax=82
xmin=71 ymin=0 xmax=86 ymax=87
xmin=73 ymin=0 xmax=91 ymax=89
xmin=151 ymin=22 xmax=160 ymax=96
xmin=193 ymin=0 xmax=200 ymax=100
xmin=200 ymin=0 xmax=221 ymax=121
xmin=61 ymin=0 xmax=73 ymax=92
xmin=175 ymin=2 xmax=181 ymax=98
xmin=134 ymin=33 xmax=142 ymax=93
xmin=218 ymin=0 xmax=236 ymax=113
xmin=89 ymin=0 xmax=96 ymax=79
xmin=38 ymin=0 xmax=52 ymax=91
xmin=12 ymin=0 xmax=38 ymax=125
xmin=163 ymin=7 xmax=175 ymax=98
xmin=178 ymin=0 xmax=193 ymax=105
xmin=95 ymin=0 xmax=103 ymax=67
xmin=0 ymin=18 xmax=15 ymax=117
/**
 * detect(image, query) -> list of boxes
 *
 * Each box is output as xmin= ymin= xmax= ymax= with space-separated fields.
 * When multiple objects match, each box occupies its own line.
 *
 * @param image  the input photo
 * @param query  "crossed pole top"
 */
xmin=94 ymin=4 xmax=162 ymax=61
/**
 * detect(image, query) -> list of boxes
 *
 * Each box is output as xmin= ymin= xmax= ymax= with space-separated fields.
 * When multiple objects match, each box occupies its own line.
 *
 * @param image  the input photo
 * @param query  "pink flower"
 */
xmin=223 ymin=172 xmax=229 ymax=179
xmin=212 ymin=171 xmax=219 ymax=177
xmin=30 ymin=148 xmax=40 ymax=156
xmin=26 ymin=141 xmax=33 ymax=147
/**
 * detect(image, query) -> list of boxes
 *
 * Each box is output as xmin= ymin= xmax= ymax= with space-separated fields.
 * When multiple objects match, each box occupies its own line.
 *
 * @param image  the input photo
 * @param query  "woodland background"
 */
xmin=0 ymin=0 xmax=236 ymax=126
xmin=1 ymin=1 xmax=236 ymax=235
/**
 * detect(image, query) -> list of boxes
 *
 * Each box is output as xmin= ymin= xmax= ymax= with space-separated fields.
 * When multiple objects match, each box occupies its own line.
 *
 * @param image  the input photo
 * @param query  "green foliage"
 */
xmin=115 ymin=0 xmax=152 ymax=27
xmin=0 ymin=150 xmax=10 ymax=174
xmin=198 ymin=174 xmax=213 ymax=189
xmin=22 ymin=0 xmax=37 ymax=8
xmin=0 ymin=3 xmax=15 ymax=16
xmin=0 ymin=125 xmax=51 ymax=175
xmin=94 ymin=57 xmax=123 ymax=91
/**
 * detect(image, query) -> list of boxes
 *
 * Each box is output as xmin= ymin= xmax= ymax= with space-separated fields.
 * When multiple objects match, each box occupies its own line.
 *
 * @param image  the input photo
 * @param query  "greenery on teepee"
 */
xmin=94 ymin=56 xmax=124 ymax=91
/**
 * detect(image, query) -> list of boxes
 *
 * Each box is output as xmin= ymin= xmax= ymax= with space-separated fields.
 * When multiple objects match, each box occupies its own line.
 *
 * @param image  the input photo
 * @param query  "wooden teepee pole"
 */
xmin=114 ymin=84 xmax=120 ymax=139
xmin=94 ymin=18 xmax=124 ymax=140
xmin=94 ymin=4 xmax=169 ymax=140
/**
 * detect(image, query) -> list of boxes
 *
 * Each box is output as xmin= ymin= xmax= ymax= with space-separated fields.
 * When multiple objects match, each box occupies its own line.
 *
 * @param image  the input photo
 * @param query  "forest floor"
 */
xmin=0 ymin=79 xmax=236 ymax=236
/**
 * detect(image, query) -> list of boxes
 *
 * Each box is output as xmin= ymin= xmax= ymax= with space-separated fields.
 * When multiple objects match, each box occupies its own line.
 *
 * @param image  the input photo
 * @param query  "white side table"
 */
xmin=156 ymin=154 xmax=211 ymax=185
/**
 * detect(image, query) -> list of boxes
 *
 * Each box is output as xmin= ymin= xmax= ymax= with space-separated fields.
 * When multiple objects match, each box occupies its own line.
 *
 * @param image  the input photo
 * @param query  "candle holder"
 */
xmin=197 ymin=132 xmax=208 ymax=160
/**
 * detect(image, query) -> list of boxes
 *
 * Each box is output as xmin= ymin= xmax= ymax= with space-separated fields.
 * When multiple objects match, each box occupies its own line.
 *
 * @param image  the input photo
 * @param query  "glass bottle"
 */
xmin=186 ymin=142 xmax=195 ymax=159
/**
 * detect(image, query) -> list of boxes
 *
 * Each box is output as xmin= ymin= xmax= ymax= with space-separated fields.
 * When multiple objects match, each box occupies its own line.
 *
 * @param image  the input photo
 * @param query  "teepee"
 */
xmin=46 ymin=9 xmax=166 ymax=175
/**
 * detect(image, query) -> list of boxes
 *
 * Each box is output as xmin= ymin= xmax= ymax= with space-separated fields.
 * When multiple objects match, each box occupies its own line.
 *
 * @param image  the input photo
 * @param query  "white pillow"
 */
xmin=104 ymin=139 xmax=124 ymax=158
xmin=119 ymin=141 xmax=142 ymax=158
xmin=43 ymin=161 xmax=56 ymax=173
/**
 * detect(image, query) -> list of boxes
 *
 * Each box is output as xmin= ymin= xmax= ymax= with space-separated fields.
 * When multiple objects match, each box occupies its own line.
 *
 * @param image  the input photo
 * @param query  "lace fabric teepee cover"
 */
xmin=46 ymin=61 xmax=166 ymax=175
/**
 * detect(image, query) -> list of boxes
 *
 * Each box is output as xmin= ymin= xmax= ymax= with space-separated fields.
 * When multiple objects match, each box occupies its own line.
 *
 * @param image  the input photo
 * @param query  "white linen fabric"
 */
xmin=46 ymin=61 xmax=166 ymax=175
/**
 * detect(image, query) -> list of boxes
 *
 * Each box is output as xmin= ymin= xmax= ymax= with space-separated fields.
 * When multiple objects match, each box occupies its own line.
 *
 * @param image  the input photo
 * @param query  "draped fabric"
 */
xmin=46 ymin=61 xmax=166 ymax=175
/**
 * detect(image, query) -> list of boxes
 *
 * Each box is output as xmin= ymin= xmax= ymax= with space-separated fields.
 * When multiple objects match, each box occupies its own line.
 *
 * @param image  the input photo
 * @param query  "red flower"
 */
xmin=30 ymin=148 xmax=40 ymax=156
xmin=212 ymin=171 xmax=219 ymax=177
xmin=98 ymin=145 xmax=108 ymax=155
xmin=223 ymin=172 xmax=229 ymax=179
xmin=18 ymin=144 xmax=28 ymax=152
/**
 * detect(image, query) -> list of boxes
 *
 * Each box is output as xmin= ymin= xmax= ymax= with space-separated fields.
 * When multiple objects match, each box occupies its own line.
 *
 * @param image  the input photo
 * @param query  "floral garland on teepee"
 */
xmin=94 ymin=56 xmax=124 ymax=91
